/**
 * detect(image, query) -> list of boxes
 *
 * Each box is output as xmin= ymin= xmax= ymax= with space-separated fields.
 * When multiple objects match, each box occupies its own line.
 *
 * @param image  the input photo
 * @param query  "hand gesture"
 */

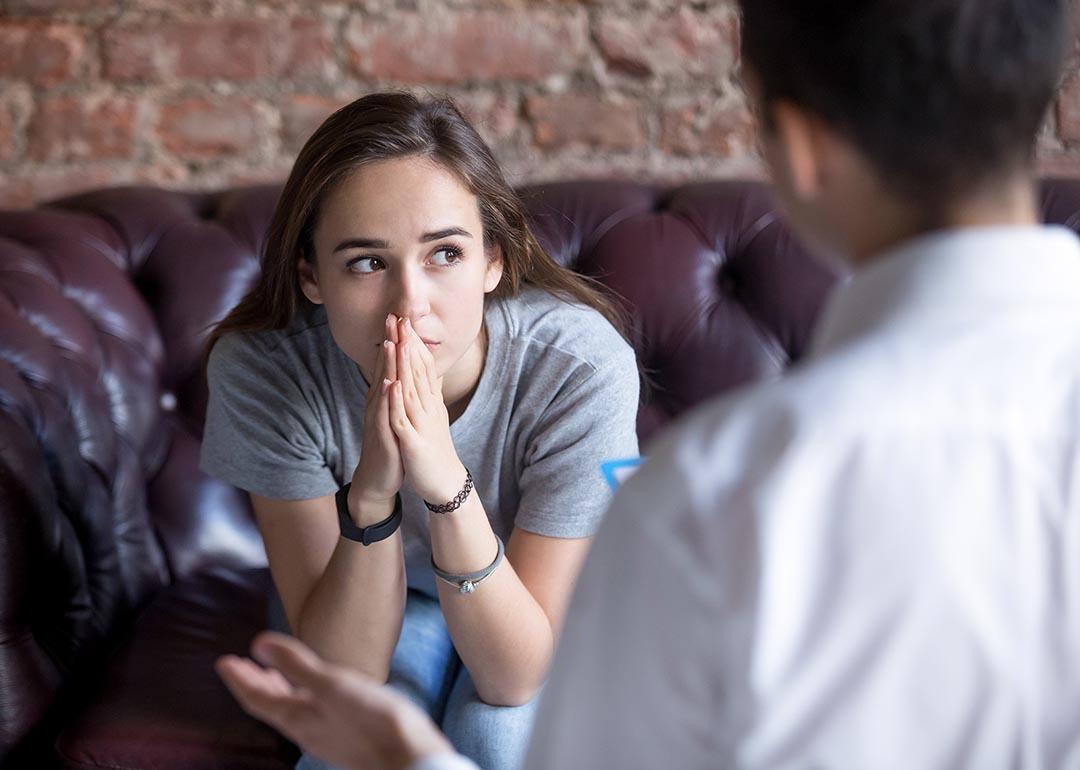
xmin=216 ymin=632 xmax=454 ymax=770
xmin=386 ymin=317 xmax=467 ymax=505
xmin=349 ymin=314 xmax=407 ymax=516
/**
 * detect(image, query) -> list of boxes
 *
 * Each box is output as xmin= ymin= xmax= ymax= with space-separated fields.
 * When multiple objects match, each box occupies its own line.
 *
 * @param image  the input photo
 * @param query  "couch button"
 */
xmin=160 ymin=392 xmax=177 ymax=412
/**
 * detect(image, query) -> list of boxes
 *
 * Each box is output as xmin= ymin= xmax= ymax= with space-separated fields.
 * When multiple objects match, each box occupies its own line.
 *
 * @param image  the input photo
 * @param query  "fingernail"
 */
xmin=383 ymin=340 xmax=391 ymax=351
xmin=382 ymin=378 xmax=391 ymax=393
xmin=405 ymin=318 xmax=412 ymax=332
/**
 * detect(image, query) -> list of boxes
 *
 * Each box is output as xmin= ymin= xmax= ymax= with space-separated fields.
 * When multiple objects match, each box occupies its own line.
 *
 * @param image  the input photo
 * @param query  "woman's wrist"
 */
xmin=419 ymin=459 xmax=469 ymax=509
xmin=346 ymin=487 xmax=397 ymax=527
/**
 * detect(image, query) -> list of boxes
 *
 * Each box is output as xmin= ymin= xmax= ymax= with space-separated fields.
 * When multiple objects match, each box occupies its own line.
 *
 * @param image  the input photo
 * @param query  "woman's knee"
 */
xmin=441 ymin=676 xmax=541 ymax=770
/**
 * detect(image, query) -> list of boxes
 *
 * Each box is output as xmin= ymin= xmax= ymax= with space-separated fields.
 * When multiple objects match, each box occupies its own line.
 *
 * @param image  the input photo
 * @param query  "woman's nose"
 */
xmin=390 ymin=267 xmax=431 ymax=320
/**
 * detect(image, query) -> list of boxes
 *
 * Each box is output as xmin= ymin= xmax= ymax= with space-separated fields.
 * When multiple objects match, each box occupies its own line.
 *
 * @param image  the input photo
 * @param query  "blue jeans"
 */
xmin=270 ymin=590 xmax=538 ymax=770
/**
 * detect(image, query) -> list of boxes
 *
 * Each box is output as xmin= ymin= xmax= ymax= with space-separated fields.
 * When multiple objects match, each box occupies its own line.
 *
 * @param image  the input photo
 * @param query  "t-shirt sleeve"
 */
xmin=199 ymin=333 xmax=338 ymax=500
xmin=514 ymin=341 xmax=640 ymax=538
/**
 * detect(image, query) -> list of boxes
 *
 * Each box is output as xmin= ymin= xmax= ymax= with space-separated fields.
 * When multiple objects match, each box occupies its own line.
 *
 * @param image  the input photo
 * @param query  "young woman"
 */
xmin=200 ymin=93 xmax=640 ymax=770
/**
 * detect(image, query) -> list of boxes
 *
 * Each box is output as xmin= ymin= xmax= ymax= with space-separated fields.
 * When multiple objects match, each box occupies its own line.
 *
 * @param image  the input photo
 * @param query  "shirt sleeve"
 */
xmin=523 ymin=423 xmax=756 ymax=770
xmin=199 ymin=332 xmax=338 ymax=500
xmin=513 ymin=342 xmax=640 ymax=538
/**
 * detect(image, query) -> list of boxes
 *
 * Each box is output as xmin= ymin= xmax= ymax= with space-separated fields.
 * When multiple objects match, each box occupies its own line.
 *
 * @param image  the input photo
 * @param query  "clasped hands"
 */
xmin=350 ymin=313 xmax=466 ymax=521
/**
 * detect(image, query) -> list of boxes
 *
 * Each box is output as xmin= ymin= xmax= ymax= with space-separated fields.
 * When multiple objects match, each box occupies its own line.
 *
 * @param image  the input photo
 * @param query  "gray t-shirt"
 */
xmin=200 ymin=285 xmax=640 ymax=597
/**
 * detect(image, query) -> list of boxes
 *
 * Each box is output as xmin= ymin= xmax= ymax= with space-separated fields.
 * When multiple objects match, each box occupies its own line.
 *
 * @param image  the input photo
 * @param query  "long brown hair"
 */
xmin=206 ymin=92 xmax=626 ymax=352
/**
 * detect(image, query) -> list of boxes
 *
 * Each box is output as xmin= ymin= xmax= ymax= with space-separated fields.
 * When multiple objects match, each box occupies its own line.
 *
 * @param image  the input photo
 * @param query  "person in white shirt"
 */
xmin=216 ymin=0 xmax=1080 ymax=768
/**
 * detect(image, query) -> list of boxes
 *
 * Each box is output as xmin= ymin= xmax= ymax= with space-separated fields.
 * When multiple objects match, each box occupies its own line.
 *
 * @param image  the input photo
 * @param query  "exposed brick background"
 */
xmin=1 ymin=0 xmax=1079 ymax=207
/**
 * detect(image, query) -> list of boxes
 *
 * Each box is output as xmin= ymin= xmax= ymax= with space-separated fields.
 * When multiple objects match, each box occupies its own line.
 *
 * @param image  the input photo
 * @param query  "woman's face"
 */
xmin=301 ymin=156 xmax=503 ymax=383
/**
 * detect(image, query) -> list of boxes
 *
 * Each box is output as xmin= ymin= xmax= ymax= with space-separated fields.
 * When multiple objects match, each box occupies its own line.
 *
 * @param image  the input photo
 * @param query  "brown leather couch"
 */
xmin=2 ymin=179 xmax=1077 ymax=769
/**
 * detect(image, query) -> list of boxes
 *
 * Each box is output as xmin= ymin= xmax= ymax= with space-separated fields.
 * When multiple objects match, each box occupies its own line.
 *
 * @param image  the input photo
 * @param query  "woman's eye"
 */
xmin=431 ymin=247 xmax=462 ymax=267
xmin=349 ymin=257 xmax=384 ymax=274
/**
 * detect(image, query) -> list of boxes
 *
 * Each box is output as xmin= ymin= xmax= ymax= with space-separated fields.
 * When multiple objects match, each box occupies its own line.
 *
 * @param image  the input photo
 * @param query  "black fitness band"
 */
xmin=336 ymin=484 xmax=403 ymax=546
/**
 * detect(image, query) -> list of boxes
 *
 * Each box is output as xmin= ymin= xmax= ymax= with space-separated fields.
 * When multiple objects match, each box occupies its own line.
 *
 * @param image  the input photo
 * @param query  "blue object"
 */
xmin=600 ymin=457 xmax=644 ymax=491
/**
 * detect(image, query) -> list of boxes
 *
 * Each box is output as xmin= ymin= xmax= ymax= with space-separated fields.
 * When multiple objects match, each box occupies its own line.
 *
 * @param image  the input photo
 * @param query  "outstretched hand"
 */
xmin=216 ymin=632 xmax=454 ymax=770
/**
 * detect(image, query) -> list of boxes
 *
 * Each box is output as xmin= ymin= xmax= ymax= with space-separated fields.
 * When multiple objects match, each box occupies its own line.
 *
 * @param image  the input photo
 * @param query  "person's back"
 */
xmin=590 ymin=225 xmax=1080 ymax=766
xmin=525 ymin=1 xmax=1080 ymax=768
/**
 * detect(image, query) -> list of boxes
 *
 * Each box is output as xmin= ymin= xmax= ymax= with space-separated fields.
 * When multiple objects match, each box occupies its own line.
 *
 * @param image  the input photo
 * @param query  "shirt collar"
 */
xmin=808 ymin=225 xmax=1080 ymax=358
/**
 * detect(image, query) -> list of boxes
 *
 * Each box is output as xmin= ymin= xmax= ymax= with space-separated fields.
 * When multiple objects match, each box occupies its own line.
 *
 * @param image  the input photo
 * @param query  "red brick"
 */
xmin=28 ymin=94 xmax=137 ymax=162
xmin=156 ymin=98 xmax=260 ymax=159
xmin=1037 ymin=152 xmax=1080 ymax=177
xmin=596 ymin=6 xmax=739 ymax=80
xmin=0 ymin=163 xmax=130 ymax=209
xmin=526 ymin=93 xmax=646 ymax=151
xmin=0 ymin=179 xmax=33 ymax=209
xmin=1037 ymin=111 xmax=1062 ymax=155
xmin=1069 ymin=0 xmax=1080 ymax=69
xmin=280 ymin=94 xmax=348 ymax=154
xmin=5 ymin=0 xmax=117 ymax=11
xmin=453 ymin=91 xmax=522 ymax=149
xmin=103 ymin=17 xmax=333 ymax=83
xmin=660 ymin=97 xmax=755 ymax=157
xmin=1058 ymin=72 xmax=1080 ymax=143
xmin=345 ymin=10 xmax=588 ymax=84
xmin=0 ymin=107 xmax=15 ymax=163
xmin=0 ymin=22 xmax=84 ymax=87
xmin=226 ymin=160 xmax=295 ymax=188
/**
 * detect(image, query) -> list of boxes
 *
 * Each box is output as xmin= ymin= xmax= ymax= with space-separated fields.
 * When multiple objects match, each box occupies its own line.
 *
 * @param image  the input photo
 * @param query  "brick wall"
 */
xmin=2 ymin=0 xmax=1079 ymax=208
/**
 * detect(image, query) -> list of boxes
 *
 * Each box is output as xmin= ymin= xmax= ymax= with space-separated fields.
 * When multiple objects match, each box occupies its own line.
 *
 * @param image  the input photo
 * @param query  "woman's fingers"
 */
xmin=367 ymin=339 xmax=386 ymax=406
xmin=376 ymin=378 xmax=395 ymax=446
xmin=396 ymin=328 xmax=422 ymax=413
xmin=385 ymin=313 xmax=399 ymax=345
xmin=366 ymin=341 xmax=391 ymax=419
xmin=403 ymin=318 xmax=438 ymax=397
xmin=388 ymin=380 xmax=418 ymax=441
xmin=406 ymin=328 xmax=431 ymax=398
xmin=383 ymin=340 xmax=397 ymax=384
xmin=367 ymin=344 xmax=399 ymax=461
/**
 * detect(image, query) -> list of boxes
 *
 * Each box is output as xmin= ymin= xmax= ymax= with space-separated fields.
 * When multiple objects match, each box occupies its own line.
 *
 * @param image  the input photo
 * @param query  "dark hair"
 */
xmin=739 ymin=0 xmax=1069 ymax=207
xmin=207 ymin=92 xmax=626 ymax=349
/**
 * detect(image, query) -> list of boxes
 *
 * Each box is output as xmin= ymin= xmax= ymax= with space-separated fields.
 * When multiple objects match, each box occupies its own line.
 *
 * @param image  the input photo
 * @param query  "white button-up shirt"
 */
xmin=521 ymin=226 xmax=1080 ymax=770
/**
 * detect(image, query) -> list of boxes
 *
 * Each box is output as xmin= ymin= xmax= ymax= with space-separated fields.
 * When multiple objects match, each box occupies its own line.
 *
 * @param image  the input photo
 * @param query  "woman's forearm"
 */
xmin=296 ymin=525 xmax=407 ymax=681
xmin=429 ymin=497 xmax=556 ymax=706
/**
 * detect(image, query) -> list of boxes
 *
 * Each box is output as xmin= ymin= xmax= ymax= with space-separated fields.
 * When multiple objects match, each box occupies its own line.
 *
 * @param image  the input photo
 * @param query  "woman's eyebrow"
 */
xmin=420 ymin=227 xmax=472 ymax=242
xmin=333 ymin=237 xmax=389 ymax=252
xmin=332 ymin=228 xmax=472 ymax=253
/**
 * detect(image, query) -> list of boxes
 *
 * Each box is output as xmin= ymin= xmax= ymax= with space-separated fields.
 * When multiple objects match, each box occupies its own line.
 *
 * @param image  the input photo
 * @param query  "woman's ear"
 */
xmin=298 ymin=257 xmax=324 ymax=305
xmin=483 ymin=245 xmax=504 ymax=294
xmin=770 ymin=100 xmax=831 ymax=202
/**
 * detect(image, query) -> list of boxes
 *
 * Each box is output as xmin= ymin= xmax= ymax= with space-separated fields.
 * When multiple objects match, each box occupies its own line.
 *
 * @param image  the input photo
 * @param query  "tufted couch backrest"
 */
xmin=2 ymin=179 xmax=1079 ymax=757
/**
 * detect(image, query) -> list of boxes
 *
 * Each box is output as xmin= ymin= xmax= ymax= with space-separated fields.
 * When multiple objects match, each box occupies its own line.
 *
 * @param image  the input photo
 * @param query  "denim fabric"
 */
xmin=271 ymin=590 xmax=538 ymax=770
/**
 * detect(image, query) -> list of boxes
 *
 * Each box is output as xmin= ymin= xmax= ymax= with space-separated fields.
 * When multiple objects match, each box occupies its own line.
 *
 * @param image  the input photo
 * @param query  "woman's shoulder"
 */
xmin=494 ymin=285 xmax=635 ymax=372
xmin=208 ymin=304 xmax=334 ymax=377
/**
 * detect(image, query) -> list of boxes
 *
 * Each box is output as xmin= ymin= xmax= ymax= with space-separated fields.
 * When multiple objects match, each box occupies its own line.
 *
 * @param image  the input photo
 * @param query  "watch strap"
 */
xmin=336 ymin=484 xmax=403 ymax=546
